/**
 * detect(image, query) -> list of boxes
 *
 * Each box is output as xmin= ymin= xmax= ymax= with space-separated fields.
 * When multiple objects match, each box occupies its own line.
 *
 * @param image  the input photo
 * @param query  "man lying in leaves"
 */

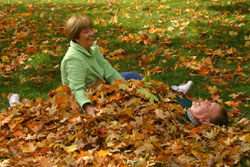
xmin=9 ymin=79 xmax=228 ymax=134
xmin=172 ymin=83 xmax=228 ymax=126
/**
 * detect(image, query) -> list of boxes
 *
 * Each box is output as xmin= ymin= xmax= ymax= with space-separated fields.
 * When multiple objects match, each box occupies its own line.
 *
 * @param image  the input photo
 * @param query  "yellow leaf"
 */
xmin=229 ymin=31 xmax=238 ymax=36
xmin=124 ymin=13 xmax=130 ymax=18
xmin=205 ymin=85 xmax=218 ymax=94
xmin=191 ymin=150 xmax=199 ymax=159
xmin=1 ymin=56 xmax=9 ymax=63
xmin=239 ymin=134 xmax=250 ymax=143
xmin=244 ymin=35 xmax=250 ymax=40
xmin=113 ymin=63 xmax=119 ymax=70
xmin=21 ymin=142 xmax=37 ymax=153
xmin=158 ymin=5 xmax=170 ymax=9
xmin=245 ymin=41 xmax=250 ymax=47
xmin=68 ymin=135 xmax=75 ymax=141
xmin=167 ymin=26 xmax=174 ymax=32
xmin=118 ymin=83 xmax=130 ymax=91
xmin=64 ymin=144 xmax=77 ymax=153
xmin=97 ymin=150 xmax=109 ymax=157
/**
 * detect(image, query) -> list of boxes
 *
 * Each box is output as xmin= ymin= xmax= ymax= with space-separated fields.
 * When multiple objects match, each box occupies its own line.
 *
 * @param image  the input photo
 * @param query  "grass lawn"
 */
xmin=0 ymin=0 xmax=249 ymax=116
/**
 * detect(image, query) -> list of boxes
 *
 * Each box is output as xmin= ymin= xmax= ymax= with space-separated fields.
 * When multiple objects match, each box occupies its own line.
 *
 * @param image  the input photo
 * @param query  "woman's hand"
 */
xmin=83 ymin=104 xmax=99 ymax=117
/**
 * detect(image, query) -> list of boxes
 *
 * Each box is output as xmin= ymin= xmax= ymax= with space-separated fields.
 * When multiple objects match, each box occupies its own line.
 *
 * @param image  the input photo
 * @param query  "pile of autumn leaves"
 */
xmin=0 ymin=79 xmax=249 ymax=166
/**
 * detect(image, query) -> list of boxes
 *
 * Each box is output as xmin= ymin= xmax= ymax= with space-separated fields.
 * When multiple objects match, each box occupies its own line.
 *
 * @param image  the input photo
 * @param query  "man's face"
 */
xmin=189 ymin=100 xmax=221 ymax=124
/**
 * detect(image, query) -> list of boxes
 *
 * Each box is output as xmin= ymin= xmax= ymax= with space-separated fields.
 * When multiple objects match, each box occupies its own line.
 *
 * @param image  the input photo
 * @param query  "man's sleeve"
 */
xmin=66 ymin=58 xmax=91 ymax=108
xmin=176 ymin=95 xmax=192 ymax=109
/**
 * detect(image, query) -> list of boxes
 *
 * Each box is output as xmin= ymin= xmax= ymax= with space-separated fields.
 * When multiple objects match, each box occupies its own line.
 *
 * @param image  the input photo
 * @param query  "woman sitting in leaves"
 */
xmin=61 ymin=14 xmax=143 ymax=116
xmin=9 ymin=14 xmax=228 ymax=127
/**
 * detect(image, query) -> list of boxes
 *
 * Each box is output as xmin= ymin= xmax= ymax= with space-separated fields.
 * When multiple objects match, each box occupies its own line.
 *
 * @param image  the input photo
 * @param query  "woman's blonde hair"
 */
xmin=65 ymin=14 xmax=92 ymax=41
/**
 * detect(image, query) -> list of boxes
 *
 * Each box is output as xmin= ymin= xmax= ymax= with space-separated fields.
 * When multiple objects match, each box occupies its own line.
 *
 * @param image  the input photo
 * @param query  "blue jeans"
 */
xmin=120 ymin=72 xmax=143 ymax=81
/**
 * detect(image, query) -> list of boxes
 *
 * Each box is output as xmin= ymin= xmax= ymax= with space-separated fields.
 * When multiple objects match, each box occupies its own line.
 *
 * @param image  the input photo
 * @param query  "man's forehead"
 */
xmin=210 ymin=103 xmax=221 ymax=114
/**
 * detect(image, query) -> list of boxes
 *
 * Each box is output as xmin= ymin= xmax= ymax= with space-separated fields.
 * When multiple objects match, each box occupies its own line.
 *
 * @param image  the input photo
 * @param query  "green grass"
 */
xmin=0 ymin=0 xmax=250 ymax=122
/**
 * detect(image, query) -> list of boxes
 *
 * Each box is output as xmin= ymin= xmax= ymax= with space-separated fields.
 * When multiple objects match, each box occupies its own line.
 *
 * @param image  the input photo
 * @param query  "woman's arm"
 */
xmin=94 ymin=45 xmax=123 ymax=83
xmin=64 ymin=58 xmax=92 ymax=109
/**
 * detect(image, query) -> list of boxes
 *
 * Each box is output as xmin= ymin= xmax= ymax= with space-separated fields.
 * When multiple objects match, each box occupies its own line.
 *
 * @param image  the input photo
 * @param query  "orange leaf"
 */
xmin=13 ymin=130 xmax=24 ymax=137
xmin=27 ymin=121 xmax=36 ymax=129
xmin=190 ymin=127 xmax=201 ymax=136
xmin=110 ymin=95 xmax=121 ymax=101
xmin=225 ymin=101 xmax=240 ymax=107
xmin=80 ymin=150 xmax=90 ymax=157
xmin=2 ymin=93 xmax=7 ymax=98
xmin=150 ymin=66 xmax=162 ymax=73
xmin=173 ymin=144 xmax=183 ymax=151
xmin=198 ymin=66 xmax=209 ymax=75
xmin=235 ymin=64 xmax=243 ymax=72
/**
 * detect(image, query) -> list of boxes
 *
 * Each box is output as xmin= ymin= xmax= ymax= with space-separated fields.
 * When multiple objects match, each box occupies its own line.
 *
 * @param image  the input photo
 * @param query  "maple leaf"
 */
xmin=177 ymin=154 xmax=195 ymax=164
xmin=205 ymin=85 xmax=218 ymax=95
xmin=154 ymin=109 xmax=166 ymax=119
xmin=118 ymin=83 xmax=130 ymax=91
xmin=0 ymin=160 xmax=9 ymax=167
xmin=235 ymin=64 xmax=243 ymax=72
xmin=21 ymin=142 xmax=37 ymax=153
xmin=225 ymin=101 xmax=241 ymax=108
xmin=136 ymin=88 xmax=159 ymax=103
xmin=46 ymin=104 xmax=57 ymax=116
xmin=199 ymin=66 xmax=210 ymax=75
xmin=190 ymin=127 xmax=202 ymax=136
xmin=64 ymin=144 xmax=78 ymax=153
xmin=97 ymin=150 xmax=110 ymax=157
xmin=39 ymin=157 xmax=56 ymax=167
xmin=202 ymin=126 xmax=220 ymax=139
xmin=134 ymin=143 xmax=154 ymax=156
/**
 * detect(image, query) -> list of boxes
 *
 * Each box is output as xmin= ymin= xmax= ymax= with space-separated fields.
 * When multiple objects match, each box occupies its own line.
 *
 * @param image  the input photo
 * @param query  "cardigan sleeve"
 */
xmin=65 ymin=57 xmax=91 ymax=108
xmin=94 ymin=46 xmax=123 ymax=83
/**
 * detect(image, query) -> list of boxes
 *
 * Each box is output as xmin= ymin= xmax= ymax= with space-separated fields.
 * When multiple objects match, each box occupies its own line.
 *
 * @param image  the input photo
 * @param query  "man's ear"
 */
xmin=199 ymin=118 xmax=210 ymax=125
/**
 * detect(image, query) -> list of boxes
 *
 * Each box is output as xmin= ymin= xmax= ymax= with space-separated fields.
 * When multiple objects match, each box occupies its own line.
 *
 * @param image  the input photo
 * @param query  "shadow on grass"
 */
xmin=208 ymin=1 xmax=250 ymax=14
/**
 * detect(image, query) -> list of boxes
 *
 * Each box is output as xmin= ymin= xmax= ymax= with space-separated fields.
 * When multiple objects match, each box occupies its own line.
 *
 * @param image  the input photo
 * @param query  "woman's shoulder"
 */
xmin=62 ymin=49 xmax=86 ymax=64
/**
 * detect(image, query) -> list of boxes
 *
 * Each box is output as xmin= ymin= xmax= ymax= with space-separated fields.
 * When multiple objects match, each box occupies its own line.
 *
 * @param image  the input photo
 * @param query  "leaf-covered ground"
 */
xmin=0 ymin=0 xmax=249 ymax=118
xmin=0 ymin=80 xmax=249 ymax=166
xmin=0 ymin=0 xmax=250 ymax=166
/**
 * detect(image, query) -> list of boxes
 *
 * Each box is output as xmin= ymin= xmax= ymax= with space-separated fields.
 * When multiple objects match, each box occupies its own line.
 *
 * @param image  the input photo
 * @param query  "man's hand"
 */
xmin=83 ymin=104 xmax=99 ymax=117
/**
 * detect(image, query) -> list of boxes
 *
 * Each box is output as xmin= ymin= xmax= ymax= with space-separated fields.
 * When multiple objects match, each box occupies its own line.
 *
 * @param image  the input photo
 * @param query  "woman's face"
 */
xmin=76 ymin=27 xmax=95 ymax=51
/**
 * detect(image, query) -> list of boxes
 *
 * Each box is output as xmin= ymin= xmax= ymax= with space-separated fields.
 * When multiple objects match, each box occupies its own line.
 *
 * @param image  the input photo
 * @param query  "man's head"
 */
xmin=189 ymin=100 xmax=228 ymax=126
